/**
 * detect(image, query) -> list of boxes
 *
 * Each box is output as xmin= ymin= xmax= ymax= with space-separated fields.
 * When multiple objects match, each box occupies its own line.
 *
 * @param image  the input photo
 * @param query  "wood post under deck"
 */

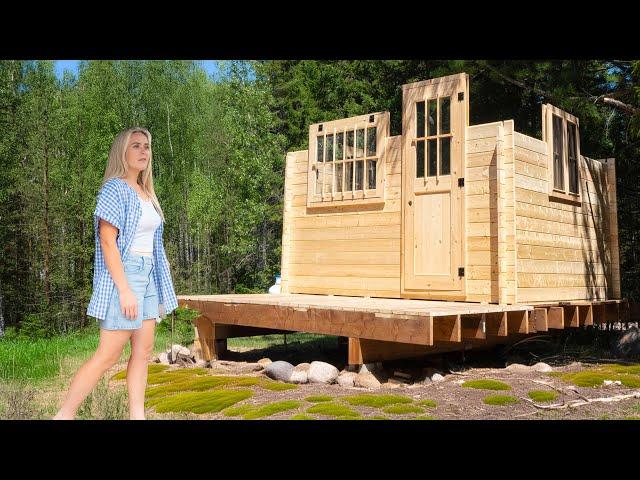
xmin=179 ymin=295 xmax=629 ymax=366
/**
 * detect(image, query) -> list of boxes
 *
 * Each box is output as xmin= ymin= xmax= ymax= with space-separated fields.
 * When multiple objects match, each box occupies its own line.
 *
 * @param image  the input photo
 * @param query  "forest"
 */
xmin=0 ymin=60 xmax=638 ymax=338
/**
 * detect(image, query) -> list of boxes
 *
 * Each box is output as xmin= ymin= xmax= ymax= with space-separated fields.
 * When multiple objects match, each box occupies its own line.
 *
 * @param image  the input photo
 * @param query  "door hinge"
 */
xmin=458 ymin=92 xmax=464 ymax=101
xmin=458 ymin=267 xmax=465 ymax=277
xmin=458 ymin=177 xmax=465 ymax=187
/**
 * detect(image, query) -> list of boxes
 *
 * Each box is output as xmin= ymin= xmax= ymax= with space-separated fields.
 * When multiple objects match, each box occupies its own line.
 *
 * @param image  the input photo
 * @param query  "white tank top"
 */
xmin=130 ymin=198 xmax=162 ymax=255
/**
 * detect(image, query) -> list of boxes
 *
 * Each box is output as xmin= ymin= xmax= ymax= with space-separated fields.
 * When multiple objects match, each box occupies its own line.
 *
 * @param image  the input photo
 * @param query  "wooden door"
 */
xmin=402 ymin=74 xmax=467 ymax=294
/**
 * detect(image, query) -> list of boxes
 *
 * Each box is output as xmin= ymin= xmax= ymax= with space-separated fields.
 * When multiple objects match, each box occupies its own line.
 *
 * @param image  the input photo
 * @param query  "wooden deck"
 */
xmin=176 ymin=294 xmax=628 ymax=366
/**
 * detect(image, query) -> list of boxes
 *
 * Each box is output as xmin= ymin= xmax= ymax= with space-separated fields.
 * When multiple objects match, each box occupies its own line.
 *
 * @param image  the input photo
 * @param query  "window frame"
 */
xmin=542 ymin=103 xmax=582 ymax=204
xmin=306 ymin=112 xmax=389 ymax=209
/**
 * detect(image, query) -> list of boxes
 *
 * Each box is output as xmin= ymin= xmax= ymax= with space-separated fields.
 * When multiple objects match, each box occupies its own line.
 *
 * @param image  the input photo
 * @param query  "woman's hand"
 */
xmin=119 ymin=287 xmax=138 ymax=320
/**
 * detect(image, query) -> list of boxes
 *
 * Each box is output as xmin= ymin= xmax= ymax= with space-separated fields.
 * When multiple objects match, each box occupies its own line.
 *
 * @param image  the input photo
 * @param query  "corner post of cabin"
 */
xmin=280 ymin=152 xmax=296 ymax=295
xmin=604 ymin=158 xmax=620 ymax=300
xmin=348 ymin=338 xmax=363 ymax=369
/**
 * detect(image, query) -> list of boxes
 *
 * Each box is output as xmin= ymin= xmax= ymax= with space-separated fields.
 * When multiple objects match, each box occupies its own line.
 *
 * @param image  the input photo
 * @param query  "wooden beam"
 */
xmin=593 ymin=303 xmax=606 ymax=324
xmin=194 ymin=315 xmax=215 ymax=361
xmin=563 ymin=305 xmax=580 ymax=328
xmin=530 ymin=308 xmax=548 ymax=332
xmin=348 ymin=338 xmax=363 ymax=366
xmin=579 ymin=305 xmax=593 ymax=327
xmin=462 ymin=314 xmax=486 ymax=340
xmin=507 ymin=310 xmax=529 ymax=335
xmin=485 ymin=311 xmax=508 ymax=337
xmin=548 ymin=307 xmax=564 ymax=329
xmin=433 ymin=315 xmax=462 ymax=343
xmin=606 ymin=302 xmax=620 ymax=323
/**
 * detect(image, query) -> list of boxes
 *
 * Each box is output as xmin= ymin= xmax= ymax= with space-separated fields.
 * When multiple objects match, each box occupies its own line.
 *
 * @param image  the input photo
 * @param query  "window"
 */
xmin=542 ymin=104 xmax=581 ymax=202
xmin=307 ymin=112 xmax=389 ymax=207
xmin=415 ymin=96 xmax=452 ymax=179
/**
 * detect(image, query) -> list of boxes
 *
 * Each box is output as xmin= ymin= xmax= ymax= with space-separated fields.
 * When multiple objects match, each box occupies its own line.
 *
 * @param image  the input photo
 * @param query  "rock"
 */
xmin=431 ymin=373 xmax=445 ymax=383
xmin=258 ymin=358 xmax=272 ymax=368
xmin=423 ymin=375 xmax=433 ymax=385
xmin=263 ymin=360 xmax=294 ymax=382
xmin=531 ymin=362 xmax=553 ymax=373
xmin=290 ymin=364 xmax=311 ymax=384
xmin=337 ymin=372 xmax=357 ymax=388
xmin=158 ymin=352 xmax=170 ymax=365
xmin=355 ymin=372 xmax=381 ymax=389
xmin=359 ymin=363 xmax=377 ymax=374
xmin=566 ymin=361 xmax=583 ymax=370
xmin=506 ymin=363 xmax=531 ymax=373
xmin=381 ymin=381 xmax=401 ymax=389
xmin=308 ymin=361 xmax=339 ymax=384
xmin=612 ymin=327 xmax=640 ymax=358
xmin=247 ymin=363 xmax=264 ymax=372
xmin=195 ymin=359 xmax=209 ymax=368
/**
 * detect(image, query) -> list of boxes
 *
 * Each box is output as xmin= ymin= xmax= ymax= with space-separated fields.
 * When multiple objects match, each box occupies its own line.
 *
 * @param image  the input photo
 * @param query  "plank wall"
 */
xmin=281 ymin=136 xmax=403 ymax=297
xmin=514 ymin=132 xmax=617 ymax=302
xmin=465 ymin=122 xmax=516 ymax=304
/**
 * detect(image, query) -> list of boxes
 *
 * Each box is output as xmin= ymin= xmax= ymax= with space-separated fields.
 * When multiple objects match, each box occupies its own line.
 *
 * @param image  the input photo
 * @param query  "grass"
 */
xmin=258 ymin=380 xmax=298 ymax=391
xmin=417 ymin=399 xmax=437 ymax=408
xmin=560 ymin=365 xmax=640 ymax=388
xmin=343 ymin=394 xmax=413 ymax=408
xmin=483 ymin=395 xmax=519 ymax=406
xmin=305 ymin=395 xmax=333 ymax=403
xmin=290 ymin=414 xmax=315 ymax=420
xmin=146 ymin=389 xmax=252 ymax=414
xmin=243 ymin=400 xmax=302 ymax=419
xmin=528 ymin=390 xmax=558 ymax=402
xmin=307 ymin=402 xmax=361 ymax=419
xmin=462 ymin=379 xmax=512 ymax=391
xmin=222 ymin=404 xmax=255 ymax=417
xmin=382 ymin=404 xmax=425 ymax=415
xmin=110 ymin=363 xmax=170 ymax=381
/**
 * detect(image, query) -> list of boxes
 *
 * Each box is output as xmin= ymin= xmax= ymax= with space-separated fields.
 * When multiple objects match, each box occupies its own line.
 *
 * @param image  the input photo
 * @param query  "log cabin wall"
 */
xmin=465 ymin=121 xmax=516 ymax=304
xmin=513 ymin=132 xmax=619 ymax=303
xmin=281 ymin=135 xmax=403 ymax=298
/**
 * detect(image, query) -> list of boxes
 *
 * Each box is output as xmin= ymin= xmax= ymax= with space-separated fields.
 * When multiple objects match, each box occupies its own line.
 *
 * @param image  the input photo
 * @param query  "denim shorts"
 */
xmin=100 ymin=252 xmax=160 ymax=330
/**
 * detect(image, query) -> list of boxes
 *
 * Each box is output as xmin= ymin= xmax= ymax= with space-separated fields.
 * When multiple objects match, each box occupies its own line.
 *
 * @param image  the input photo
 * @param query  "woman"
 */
xmin=53 ymin=127 xmax=178 ymax=420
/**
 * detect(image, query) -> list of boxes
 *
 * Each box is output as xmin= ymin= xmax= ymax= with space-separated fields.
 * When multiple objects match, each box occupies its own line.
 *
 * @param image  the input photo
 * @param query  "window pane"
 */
xmin=345 ymin=161 xmax=354 ymax=191
xmin=366 ymin=126 xmax=376 ymax=156
xmin=326 ymin=134 xmax=334 ymax=162
xmin=440 ymin=137 xmax=450 ymax=175
xmin=428 ymin=139 xmax=437 ymax=177
xmin=356 ymin=128 xmax=365 ymax=158
xmin=416 ymin=140 xmax=425 ymax=178
xmin=317 ymin=136 xmax=324 ymax=162
xmin=427 ymin=99 xmax=437 ymax=136
xmin=315 ymin=165 xmax=323 ymax=194
xmin=568 ymin=122 xmax=578 ymax=193
xmin=553 ymin=115 xmax=564 ymax=190
xmin=346 ymin=130 xmax=354 ymax=159
xmin=367 ymin=159 xmax=377 ymax=189
xmin=336 ymin=132 xmax=344 ymax=160
xmin=417 ymin=101 xmax=425 ymax=138
xmin=335 ymin=163 xmax=343 ymax=192
xmin=440 ymin=97 xmax=450 ymax=134
xmin=355 ymin=160 xmax=364 ymax=190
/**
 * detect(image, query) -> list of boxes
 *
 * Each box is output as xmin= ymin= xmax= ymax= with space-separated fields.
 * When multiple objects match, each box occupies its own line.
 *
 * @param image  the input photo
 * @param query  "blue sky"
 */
xmin=54 ymin=60 xmax=221 ymax=81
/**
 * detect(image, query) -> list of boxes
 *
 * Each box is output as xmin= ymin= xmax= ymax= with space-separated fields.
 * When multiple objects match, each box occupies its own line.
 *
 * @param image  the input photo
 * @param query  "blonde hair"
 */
xmin=101 ymin=127 xmax=165 ymax=222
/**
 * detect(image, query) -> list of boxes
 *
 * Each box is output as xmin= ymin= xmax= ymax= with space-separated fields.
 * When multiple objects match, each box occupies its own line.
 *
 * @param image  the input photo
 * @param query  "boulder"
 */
xmin=531 ymin=362 xmax=553 ymax=373
xmin=290 ymin=363 xmax=311 ymax=384
xmin=505 ymin=363 xmax=531 ymax=373
xmin=612 ymin=327 xmax=640 ymax=358
xmin=158 ymin=352 xmax=170 ymax=365
xmin=431 ymin=373 xmax=445 ymax=383
xmin=359 ymin=363 xmax=378 ymax=374
xmin=263 ymin=360 xmax=294 ymax=382
xmin=355 ymin=372 xmax=381 ymax=389
xmin=337 ymin=372 xmax=358 ymax=388
xmin=258 ymin=358 xmax=273 ymax=368
xmin=308 ymin=361 xmax=339 ymax=384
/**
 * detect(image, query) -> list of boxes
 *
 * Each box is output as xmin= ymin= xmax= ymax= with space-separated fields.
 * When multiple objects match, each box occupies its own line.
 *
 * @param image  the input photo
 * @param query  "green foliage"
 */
xmin=528 ymin=390 xmax=558 ymax=402
xmin=343 ymin=394 xmax=413 ymax=408
xmin=417 ymin=399 xmax=437 ymax=408
xmin=290 ymin=414 xmax=315 ymax=420
xmin=307 ymin=402 xmax=361 ymax=419
xmin=561 ymin=366 xmax=640 ymax=388
xmin=146 ymin=389 xmax=252 ymax=414
xmin=258 ymin=380 xmax=298 ymax=391
xmin=483 ymin=395 xmax=519 ymax=406
xmin=382 ymin=404 xmax=425 ymax=415
xmin=305 ymin=395 xmax=333 ymax=403
xmin=243 ymin=400 xmax=302 ymax=419
xmin=462 ymin=379 xmax=512 ymax=391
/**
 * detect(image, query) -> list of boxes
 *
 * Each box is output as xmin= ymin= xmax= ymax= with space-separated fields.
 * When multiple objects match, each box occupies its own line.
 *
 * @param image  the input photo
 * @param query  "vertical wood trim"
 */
xmin=280 ymin=152 xmax=299 ymax=294
xmin=496 ymin=123 xmax=506 ymax=304
xmin=348 ymin=337 xmax=363 ymax=366
xmin=605 ymin=158 xmax=620 ymax=299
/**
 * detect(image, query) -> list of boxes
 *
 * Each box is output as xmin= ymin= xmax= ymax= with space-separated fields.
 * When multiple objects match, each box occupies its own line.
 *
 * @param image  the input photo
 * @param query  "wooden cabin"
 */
xmin=281 ymin=72 xmax=620 ymax=305
xmin=179 ymin=72 xmax=625 ymax=367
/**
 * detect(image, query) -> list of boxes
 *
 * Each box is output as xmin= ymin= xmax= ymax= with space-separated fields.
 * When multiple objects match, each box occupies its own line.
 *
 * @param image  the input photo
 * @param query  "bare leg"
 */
xmin=53 ymin=328 xmax=132 ymax=420
xmin=127 ymin=319 xmax=156 ymax=420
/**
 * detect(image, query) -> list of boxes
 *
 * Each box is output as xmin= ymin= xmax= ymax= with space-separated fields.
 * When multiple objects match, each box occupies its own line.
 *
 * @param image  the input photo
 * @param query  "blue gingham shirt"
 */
xmin=87 ymin=177 xmax=178 ymax=323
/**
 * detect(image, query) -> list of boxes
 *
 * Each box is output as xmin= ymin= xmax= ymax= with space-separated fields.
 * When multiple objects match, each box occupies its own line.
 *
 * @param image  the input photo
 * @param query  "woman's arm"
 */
xmin=99 ymin=218 xmax=138 ymax=320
